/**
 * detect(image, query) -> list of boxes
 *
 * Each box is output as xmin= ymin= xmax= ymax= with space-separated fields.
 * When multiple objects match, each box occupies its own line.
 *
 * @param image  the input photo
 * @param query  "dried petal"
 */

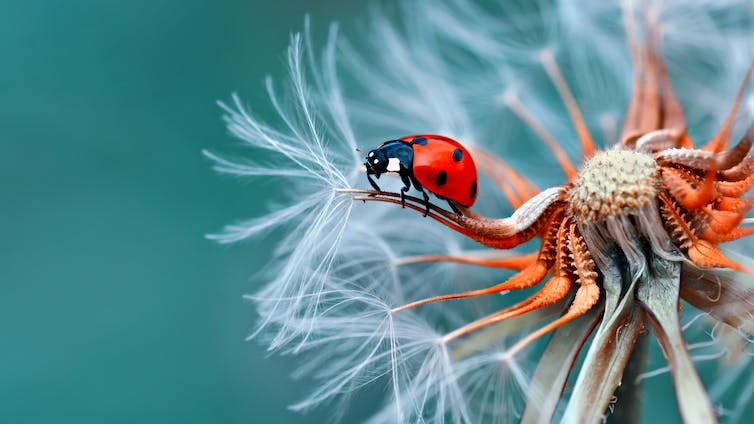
xmin=520 ymin=304 xmax=601 ymax=424
xmin=680 ymin=266 xmax=754 ymax=337
xmin=638 ymin=257 xmax=718 ymax=424
xmin=562 ymin=278 xmax=644 ymax=423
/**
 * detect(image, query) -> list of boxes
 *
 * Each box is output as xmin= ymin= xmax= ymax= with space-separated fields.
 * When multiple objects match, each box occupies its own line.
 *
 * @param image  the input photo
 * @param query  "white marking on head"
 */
xmin=387 ymin=157 xmax=401 ymax=172
xmin=373 ymin=158 xmax=379 ymax=164
xmin=369 ymin=152 xmax=375 ymax=157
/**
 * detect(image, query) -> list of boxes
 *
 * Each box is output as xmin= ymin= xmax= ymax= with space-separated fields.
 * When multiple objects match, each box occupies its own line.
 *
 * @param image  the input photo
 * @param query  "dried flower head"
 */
xmin=208 ymin=1 xmax=754 ymax=422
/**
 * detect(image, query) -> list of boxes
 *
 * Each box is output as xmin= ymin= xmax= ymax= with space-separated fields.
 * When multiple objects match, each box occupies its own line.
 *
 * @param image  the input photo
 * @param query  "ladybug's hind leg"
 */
xmin=447 ymin=200 xmax=463 ymax=218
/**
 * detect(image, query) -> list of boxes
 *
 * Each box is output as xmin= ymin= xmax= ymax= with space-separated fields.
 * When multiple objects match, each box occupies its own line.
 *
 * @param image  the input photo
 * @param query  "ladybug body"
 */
xmin=364 ymin=135 xmax=478 ymax=215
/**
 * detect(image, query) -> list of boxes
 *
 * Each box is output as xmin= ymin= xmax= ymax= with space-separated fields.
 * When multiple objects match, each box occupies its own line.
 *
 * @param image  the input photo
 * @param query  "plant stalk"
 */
xmin=607 ymin=324 xmax=649 ymax=424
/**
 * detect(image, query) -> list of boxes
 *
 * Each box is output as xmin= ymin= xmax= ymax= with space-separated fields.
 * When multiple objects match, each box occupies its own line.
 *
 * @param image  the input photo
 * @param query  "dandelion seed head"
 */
xmin=569 ymin=150 xmax=659 ymax=222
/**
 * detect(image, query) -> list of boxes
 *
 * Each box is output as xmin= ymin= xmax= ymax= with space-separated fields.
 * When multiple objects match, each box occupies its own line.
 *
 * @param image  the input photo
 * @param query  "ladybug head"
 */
xmin=364 ymin=148 xmax=389 ymax=177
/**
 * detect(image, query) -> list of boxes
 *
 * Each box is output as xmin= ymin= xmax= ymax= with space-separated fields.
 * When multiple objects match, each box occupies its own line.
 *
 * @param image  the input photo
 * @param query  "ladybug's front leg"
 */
xmin=366 ymin=173 xmax=382 ymax=194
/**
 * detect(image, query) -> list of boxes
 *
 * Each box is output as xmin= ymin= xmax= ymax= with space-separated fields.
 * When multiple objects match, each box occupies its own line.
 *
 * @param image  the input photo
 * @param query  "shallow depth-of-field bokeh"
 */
xmin=2 ymin=1 xmax=363 ymax=422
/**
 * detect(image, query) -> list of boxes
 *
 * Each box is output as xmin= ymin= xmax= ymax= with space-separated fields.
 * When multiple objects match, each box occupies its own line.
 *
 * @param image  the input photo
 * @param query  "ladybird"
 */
xmin=364 ymin=134 xmax=478 ymax=216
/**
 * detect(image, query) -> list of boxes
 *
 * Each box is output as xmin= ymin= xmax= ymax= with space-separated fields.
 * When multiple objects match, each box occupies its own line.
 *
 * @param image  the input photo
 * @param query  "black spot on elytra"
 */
xmin=470 ymin=180 xmax=477 ymax=199
xmin=411 ymin=136 xmax=428 ymax=146
xmin=452 ymin=148 xmax=463 ymax=162
xmin=435 ymin=170 xmax=448 ymax=185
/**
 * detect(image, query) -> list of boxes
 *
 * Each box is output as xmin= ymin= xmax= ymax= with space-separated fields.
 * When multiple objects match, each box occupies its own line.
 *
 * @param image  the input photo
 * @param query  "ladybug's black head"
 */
xmin=364 ymin=147 xmax=390 ymax=177
xmin=364 ymin=140 xmax=414 ymax=179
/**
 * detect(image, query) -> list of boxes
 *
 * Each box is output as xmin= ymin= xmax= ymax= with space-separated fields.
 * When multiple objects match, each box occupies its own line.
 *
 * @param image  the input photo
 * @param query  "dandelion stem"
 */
xmin=336 ymin=188 xmax=462 ymax=223
xmin=393 ymin=251 xmax=537 ymax=270
xmin=608 ymin=328 xmax=648 ymax=424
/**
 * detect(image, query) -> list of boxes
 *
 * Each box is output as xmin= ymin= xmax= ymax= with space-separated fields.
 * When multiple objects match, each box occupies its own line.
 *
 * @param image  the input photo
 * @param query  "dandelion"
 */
xmin=209 ymin=0 xmax=754 ymax=422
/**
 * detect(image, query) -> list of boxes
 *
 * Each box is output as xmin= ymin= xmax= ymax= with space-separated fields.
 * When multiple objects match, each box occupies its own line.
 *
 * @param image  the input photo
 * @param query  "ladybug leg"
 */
xmin=400 ymin=186 xmax=410 ymax=208
xmin=421 ymin=190 xmax=432 ymax=217
xmin=366 ymin=173 xmax=381 ymax=194
xmin=447 ymin=200 xmax=463 ymax=218
xmin=405 ymin=173 xmax=431 ymax=215
xmin=399 ymin=172 xmax=413 ymax=208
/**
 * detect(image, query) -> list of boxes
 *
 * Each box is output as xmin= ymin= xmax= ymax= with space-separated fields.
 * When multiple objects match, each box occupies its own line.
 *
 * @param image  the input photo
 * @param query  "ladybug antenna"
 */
xmin=355 ymin=147 xmax=364 ymax=154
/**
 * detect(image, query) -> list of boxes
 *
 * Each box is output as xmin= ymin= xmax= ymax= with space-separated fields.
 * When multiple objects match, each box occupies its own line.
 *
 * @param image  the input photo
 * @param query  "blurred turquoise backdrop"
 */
xmin=1 ymin=1 xmax=364 ymax=422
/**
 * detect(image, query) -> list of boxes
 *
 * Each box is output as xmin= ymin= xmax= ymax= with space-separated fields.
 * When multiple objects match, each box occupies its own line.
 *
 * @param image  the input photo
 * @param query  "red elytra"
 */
xmin=398 ymin=134 xmax=478 ymax=207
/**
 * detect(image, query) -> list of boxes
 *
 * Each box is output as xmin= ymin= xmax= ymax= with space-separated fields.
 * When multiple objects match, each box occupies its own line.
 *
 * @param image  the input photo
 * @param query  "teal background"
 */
xmin=2 ymin=1 xmax=363 ymax=423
